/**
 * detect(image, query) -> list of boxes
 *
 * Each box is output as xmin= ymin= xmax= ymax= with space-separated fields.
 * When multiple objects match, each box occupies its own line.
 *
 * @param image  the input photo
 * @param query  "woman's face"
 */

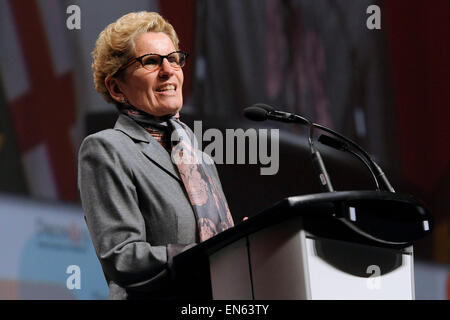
xmin=118 ymin=32 xmax=184 ymax=117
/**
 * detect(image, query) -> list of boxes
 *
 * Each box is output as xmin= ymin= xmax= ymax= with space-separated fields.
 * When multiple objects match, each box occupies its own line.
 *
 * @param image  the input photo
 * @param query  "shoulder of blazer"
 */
xmin=80 ymin=127 xmax=134 ymax=150
xmin=78 ymin=114 xmax=150 ymax=160
xmin=77 ymin=128 xmax=137 ymax=193
xmin=113 ymin=114 xmax=151 ymax=143
xmin=78 ymin=129 xmax=137 ymax=172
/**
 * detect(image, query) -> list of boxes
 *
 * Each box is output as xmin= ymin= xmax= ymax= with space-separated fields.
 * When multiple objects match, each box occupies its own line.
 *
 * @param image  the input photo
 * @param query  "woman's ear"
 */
xmin=105 ymin=76 xmax=126 ymax=104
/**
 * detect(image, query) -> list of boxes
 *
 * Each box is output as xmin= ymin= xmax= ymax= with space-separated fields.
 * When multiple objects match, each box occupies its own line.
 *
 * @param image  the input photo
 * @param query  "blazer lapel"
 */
xmin=140 ymin=142 xmax=181 ymax=182
xmin=114 ymin=114 xmax=181 ymax=182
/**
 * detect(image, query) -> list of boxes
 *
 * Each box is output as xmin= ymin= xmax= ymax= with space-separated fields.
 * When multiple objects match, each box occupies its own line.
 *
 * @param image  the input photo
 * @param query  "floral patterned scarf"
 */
xmin=121 ymin=106 xmax=234 ymax=242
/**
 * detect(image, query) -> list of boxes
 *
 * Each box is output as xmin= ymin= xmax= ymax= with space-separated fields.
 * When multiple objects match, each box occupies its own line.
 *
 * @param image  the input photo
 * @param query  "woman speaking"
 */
xmin=78 ymin=11 xmax=234 ymax=300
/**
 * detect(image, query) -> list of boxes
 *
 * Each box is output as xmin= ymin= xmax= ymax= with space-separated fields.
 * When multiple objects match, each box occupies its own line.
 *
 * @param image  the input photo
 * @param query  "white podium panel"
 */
xmin=247 ymin=218 xmax=310 ymax=300
xmin=305 ymin=237 xmax=414 ymax=300
xmin=209 ymin=237 xmax=253 ymax=299
xmin=208 ymin=216 xmax=415 ymax=300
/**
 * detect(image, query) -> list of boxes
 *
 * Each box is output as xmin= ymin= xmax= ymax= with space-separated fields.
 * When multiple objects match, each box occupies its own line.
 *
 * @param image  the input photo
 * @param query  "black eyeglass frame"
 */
xmin=112 ymin=51 xmax=189 ymax=77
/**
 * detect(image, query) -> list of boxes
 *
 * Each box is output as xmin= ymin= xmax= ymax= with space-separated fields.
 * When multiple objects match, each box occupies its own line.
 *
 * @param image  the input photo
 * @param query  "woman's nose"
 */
xmin=158 ymin=58 xmax=173 ymax=76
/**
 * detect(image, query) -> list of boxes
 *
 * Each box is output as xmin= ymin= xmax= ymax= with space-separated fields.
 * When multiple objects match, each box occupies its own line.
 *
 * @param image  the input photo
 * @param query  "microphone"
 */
xmin=243 ymin=104 xmax=334 ymax=192
xmin=242 ymin=105 xmax=271 ymax=121
xmin=243 ymin=103 xmax=310 ymax=125
xmin=243 ymin=103 xmax=395 ymax=193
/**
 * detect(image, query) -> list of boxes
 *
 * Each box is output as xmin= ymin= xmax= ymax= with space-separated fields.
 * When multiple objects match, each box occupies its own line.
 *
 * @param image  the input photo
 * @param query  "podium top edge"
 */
xmin=174 ymin=191 xmax=431 ymax=261
xmin=283 ymin=190 xmax=423 ymax=208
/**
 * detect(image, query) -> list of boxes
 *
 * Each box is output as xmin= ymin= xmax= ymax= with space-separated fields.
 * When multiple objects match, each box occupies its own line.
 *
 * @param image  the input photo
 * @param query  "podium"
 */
xmin=172 ymin=191 xmax=432 ymax=300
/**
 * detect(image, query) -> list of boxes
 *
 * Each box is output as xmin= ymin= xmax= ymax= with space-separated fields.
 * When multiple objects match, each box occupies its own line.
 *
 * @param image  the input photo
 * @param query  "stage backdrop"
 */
xmin=0 ymin=194 xmax=108 ymax=299
xmin=0 ymin=0 xmax=448 ymax=284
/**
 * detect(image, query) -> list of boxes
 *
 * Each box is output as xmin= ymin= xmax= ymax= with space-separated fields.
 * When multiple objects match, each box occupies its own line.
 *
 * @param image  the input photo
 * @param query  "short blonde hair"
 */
xmin=92 ymin=11 xmax=180 ymax=104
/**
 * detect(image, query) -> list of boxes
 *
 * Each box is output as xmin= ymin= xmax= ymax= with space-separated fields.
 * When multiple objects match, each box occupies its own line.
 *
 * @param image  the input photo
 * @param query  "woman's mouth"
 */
xmin=156 ymin=84 xmax=176 ymax=93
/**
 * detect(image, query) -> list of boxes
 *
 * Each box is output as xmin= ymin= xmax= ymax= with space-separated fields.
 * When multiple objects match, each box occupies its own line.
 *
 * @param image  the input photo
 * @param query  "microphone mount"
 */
xmin=244 ymin=104 xmax=334 ymax=192
xmin=243 ymin=103 xmax=396 ymax=193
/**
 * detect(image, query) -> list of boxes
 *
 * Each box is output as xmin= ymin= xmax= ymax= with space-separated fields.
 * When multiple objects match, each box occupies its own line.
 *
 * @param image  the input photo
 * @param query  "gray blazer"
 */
xmin=78 ymin=114 xmax=221 ymax=299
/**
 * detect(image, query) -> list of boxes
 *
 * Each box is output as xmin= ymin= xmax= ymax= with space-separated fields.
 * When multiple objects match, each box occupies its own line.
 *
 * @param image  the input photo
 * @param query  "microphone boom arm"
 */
xmin=313 ymin=123 xmax=395 ymax=193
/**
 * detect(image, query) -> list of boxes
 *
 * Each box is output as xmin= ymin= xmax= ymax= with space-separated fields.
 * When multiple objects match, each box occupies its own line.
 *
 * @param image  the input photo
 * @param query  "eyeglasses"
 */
xmin=113 ymin=51 xmax=189 ymax=76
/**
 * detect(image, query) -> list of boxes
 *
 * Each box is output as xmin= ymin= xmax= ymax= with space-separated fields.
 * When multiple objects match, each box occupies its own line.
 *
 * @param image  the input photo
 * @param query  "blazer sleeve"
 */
xmin=78 ymin=133 xmax=190 ymax=291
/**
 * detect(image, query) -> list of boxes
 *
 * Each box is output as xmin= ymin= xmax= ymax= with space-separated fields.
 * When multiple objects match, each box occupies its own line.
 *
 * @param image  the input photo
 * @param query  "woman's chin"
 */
xmin=161 ymin=104 xmax=183 ymax=116
xmin=158 ymin=106 xmax=182 ymax=117
xmin=140 ymin=105 xmax=182 ymax=117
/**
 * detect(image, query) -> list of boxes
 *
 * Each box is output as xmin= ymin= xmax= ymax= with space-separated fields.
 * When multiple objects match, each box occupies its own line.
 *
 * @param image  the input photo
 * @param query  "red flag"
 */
xmin=1 ymin=0 xmax=78 ymax=201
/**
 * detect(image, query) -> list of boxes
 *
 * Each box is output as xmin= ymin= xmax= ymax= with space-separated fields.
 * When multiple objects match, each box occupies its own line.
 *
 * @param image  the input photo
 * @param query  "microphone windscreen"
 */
xmin=243 ymin=106 xmax=268 ymax=121
xmin=251 ymin=103 xmax=275 ymax=112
